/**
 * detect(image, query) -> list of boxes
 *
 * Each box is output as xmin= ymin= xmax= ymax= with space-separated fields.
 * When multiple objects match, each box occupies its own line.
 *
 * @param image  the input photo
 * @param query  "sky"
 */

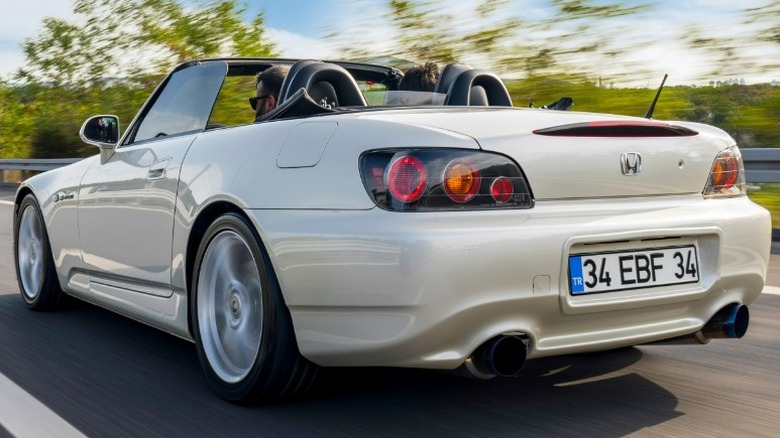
xmin=0 ymin=0 xmax=777 ymax=86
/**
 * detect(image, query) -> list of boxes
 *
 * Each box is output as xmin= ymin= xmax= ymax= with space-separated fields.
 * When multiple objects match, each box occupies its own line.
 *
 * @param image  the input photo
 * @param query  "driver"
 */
xmin=250 ymin=65 xmax=290 ymax=120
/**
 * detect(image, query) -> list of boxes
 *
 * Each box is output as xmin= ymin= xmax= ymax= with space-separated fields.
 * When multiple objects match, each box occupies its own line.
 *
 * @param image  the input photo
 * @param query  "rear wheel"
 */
xmin=13 ymin=194 xmax=62 ymax=310
xmin=191 ymin=213 xmax=317 ymax=403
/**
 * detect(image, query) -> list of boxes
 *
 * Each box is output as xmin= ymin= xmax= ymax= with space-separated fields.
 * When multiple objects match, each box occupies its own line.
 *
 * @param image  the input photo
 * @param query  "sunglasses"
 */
xmin=249 ymin=94 xmax=271 ymax=110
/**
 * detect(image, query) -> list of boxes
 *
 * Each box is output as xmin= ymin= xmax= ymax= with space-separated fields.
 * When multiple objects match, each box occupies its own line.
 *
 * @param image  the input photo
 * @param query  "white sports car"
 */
xmin=13 ymin=58 xmax=771 ymax=403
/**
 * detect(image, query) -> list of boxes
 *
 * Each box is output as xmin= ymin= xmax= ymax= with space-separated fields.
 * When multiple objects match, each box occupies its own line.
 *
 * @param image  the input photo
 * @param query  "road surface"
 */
xmin=1 ymin=185 xmax=779 ymax=437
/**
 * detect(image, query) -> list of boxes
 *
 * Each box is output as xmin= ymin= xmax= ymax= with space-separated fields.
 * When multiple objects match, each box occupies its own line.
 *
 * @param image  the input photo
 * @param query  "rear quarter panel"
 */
xmin=179 ymin=117 xmax=479 ymax=209
xmin=171 ymin=116 xmax=480 ymax=290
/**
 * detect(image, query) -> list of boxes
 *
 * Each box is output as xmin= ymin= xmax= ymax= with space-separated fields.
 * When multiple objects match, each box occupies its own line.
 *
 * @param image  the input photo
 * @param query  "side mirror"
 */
xmin=80 ymin=115 xmax=120 ymax=164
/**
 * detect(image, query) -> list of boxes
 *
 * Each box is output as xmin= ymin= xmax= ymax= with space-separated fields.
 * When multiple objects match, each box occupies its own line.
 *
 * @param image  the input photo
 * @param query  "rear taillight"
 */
xmin=387 ymin=155 xmax=427 ymax=203
xmin=703 ymin=146 xmax=746 ymax=198
xmin=360 ymin=149 xmax=534 ymax=211
xmin=491 ymin=177 xmax=514 ymax=204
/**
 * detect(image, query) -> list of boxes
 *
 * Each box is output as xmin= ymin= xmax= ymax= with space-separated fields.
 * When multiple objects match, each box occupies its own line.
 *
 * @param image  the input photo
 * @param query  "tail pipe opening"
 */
xmin=464 ymin=334 xmax=528 ymax=378
xmin=702 ymin=303 xmax=749 ymax=339
xmin=646 ymin=303 xmax=750 ymax=345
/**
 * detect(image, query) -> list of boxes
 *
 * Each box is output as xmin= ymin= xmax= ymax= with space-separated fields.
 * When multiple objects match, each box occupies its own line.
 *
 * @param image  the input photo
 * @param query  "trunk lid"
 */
xmin=357 ymin=108 xmax=734 ymax=200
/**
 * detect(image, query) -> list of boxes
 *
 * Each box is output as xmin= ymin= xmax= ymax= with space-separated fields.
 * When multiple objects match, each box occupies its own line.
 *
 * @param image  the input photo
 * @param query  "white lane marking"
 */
xmin=0 ymin=371 xmax=86 ymax=438
xmin=763 ymin=286 xmax=780 ymax=296
xmin=0 ymin=200 xmax=13 ymax=206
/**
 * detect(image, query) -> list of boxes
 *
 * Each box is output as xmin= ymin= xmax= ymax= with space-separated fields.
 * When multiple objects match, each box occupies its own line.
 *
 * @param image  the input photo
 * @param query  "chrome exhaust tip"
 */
xmin=702 ymin=303 xmax=749 ymax=339
xmin=645 ymin=303 xmax=750 ymax=345
xmin=464 ymin=334 xmax=528 ymax=378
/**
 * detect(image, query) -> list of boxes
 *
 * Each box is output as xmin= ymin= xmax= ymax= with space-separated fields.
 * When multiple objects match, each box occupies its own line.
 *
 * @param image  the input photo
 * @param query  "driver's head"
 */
xmin=252 ymin=65 xmax=290 ymax=118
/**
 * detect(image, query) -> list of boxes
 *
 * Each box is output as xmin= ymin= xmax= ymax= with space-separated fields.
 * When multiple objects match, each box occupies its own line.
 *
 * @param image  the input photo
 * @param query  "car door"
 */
xmin=77 ymin=62 xmax=227 ymax=294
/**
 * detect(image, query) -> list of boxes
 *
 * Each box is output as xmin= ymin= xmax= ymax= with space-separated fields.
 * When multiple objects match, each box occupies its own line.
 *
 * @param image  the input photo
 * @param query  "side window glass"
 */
xmin=132 ymin=62 xmax=227 ymax=143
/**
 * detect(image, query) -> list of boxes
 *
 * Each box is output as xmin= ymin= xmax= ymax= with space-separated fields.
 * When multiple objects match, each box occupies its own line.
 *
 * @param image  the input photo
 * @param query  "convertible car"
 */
xmin=13 ymin=58 xmax=770 ymax=403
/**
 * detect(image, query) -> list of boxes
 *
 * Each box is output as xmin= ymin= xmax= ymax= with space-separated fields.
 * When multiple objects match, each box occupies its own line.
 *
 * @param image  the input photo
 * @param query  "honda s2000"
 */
xmin=13 ymin=58 xmax=770 ymax=403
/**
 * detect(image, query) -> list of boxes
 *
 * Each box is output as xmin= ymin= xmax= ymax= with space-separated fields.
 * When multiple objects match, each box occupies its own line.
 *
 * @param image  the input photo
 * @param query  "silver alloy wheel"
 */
xmin=17 ymin=205 xmax=44 ymax=299
xmin=197 ymin=230 xmax=264 ymax=384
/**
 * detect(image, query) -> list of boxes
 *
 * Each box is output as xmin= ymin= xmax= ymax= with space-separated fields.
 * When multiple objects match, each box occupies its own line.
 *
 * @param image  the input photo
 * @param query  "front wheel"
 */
xmin=191 ymin=213 xmax=317 ymax=403
xmin=13 ymin=194 xmax=62 ymax=310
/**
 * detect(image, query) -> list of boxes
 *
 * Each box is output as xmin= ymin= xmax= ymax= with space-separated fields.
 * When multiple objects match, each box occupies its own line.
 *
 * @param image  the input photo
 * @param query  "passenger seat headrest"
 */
xmin=279 ymin=60 xmax=367 ymax=108
xmin=469 ymin=86 xmax=489 ymax=106
xmin=433 ymin=63 xmax=472 ymax=94
xmin=444 ymin=69 xmax=513 ymax=107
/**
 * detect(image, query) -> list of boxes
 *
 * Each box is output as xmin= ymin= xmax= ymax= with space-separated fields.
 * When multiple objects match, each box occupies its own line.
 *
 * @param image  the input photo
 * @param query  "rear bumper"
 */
xmin=248 ymin=195 xmax=770 ymax=368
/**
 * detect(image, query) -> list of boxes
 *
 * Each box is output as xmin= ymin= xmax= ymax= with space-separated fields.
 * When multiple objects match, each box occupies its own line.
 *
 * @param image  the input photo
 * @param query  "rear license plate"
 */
xmin=568 ymin=245 xmax=699 ymax=295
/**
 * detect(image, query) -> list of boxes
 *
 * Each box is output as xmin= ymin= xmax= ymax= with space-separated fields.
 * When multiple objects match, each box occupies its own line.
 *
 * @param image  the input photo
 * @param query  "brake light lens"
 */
xmin=387 ymin=155 xmax=427 ymax=203
xmin=360 ymin=149 xmax=533 ymax=211
xmin=703 ymin=146 xmax=745 ymax=198
xmin=491 ymin=177 xmax=514 ymax=203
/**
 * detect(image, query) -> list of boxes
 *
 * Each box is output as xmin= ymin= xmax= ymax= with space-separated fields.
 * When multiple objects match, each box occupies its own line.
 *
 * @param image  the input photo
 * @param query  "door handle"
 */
xmin=147 ymin=159 xmax=170 ymax=180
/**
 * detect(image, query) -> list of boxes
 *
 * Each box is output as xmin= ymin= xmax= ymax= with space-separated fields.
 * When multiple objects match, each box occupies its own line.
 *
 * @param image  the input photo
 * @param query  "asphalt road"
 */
xmin=1 ymin=185 xmax=779 ymax=437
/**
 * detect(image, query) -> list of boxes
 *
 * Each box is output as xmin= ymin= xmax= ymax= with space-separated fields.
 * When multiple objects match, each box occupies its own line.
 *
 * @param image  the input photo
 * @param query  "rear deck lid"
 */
xmin=359 ymin=108 xmax=733 ymax=200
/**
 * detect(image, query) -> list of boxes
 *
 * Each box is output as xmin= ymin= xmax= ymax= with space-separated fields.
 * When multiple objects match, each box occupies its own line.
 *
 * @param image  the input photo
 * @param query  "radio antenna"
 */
xmin=644 ymin=73 xmax=668 ymax=119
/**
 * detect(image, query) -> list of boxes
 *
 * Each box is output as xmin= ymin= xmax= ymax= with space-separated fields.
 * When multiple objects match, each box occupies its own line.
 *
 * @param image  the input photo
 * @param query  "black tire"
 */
xmin=13 ymin=194 xmax=63 ymax=310
xmin=191 ymin=212 xmax=317 ymax=403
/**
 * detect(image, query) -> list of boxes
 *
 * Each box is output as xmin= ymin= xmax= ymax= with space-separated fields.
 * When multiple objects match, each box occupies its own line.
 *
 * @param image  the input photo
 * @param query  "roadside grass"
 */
xmin=748 ymin=184 xmax=780 ymax=228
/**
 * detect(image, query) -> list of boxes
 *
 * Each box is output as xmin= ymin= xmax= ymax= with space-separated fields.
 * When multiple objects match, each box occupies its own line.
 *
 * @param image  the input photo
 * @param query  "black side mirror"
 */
xmin=80 ymin=115 xmax=120 ymax=146
xmin=79 ymin=115 xmax=120 ymax=164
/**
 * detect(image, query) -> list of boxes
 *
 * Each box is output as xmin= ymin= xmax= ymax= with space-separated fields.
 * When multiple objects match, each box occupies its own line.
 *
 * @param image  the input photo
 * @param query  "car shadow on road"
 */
xmin=0 ymin=292 xmax=681 ymax=437
xmin=286 ymin=348 xmax=680 ymax=437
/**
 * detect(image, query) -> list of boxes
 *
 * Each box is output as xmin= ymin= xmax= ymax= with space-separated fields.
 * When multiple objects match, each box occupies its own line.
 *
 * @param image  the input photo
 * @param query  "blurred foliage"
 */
xmin=681 ymin=1 xmax=779 ymax=78
xmin=331 ymin=0 xmax=779 ymax=83
xmin=208 ymin=76 xmax=257 ymax=127
xmin=18 ymin=0 xmax=275 ymax=87
xmin=1 ymin=0 xmax=778 ymax=165
xmin=331 ymin=0 xmax=652 ymax=77
xmin=0 ymin=0 xmax=276 ymax=159
xmin=748 ymin=184 xmax=780 ymax=228
xmin=506 ymin=76 xmax=780 ymax=148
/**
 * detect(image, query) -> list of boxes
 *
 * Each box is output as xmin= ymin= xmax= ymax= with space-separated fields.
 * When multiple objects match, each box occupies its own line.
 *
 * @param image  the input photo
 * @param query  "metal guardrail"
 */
xmin=2 ymin=150 xmax=779 ymax=242
xmin=2 ymin=148 xmax=780 ymax=182
xmin=741 ymin=149 xmax=780 ymax=183
xmin=0 ymin=158 xmax=81 ymax=172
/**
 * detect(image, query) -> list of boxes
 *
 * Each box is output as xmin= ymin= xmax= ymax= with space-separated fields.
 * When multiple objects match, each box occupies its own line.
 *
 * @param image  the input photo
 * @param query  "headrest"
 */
xmin=255 ymin=88 xmax=336 ymax=122
xmin=469 ymin=86 xmax=489 ymax=106
xmin=433 ymin=63 xmax=472 ymax=94
xmin=308 ymin=81 xmax=338 ymax=109
xmin=444 ymin=69 xmax=513 ymax=107
xmin=278 ymin=59 xmax=320 ymax=105
xmin=280 ymin=61 xmax=367 ymax=108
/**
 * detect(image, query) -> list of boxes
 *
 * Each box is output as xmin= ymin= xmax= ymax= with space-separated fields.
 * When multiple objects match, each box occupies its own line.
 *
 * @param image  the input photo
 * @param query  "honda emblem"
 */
xmin=620 ymin=152 xmax=642 ymax=176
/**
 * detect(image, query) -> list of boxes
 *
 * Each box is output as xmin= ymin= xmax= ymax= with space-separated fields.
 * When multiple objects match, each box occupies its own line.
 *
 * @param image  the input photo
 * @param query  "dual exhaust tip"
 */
xmin=464 ymin=303 xmax=749 ymax=378
xmin=702 ymin=303 xmax=750 ymax=340
xmin=464 ymin=334 xmax=528 ymax=379
xmin=648 ymin=303 xmax=750 ymax=345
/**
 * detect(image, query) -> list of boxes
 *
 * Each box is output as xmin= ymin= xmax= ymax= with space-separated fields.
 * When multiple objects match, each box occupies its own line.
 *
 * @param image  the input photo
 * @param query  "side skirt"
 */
xmin=65 ymin=271 xmax=192 ymax=341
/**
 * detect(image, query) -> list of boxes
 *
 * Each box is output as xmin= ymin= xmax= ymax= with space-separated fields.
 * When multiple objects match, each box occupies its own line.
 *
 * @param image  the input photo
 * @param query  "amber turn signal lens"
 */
xmin=711 ymin=154 xmax=739 ymax=190
xmin=444 ymin=162 xmax=479 ymax=203
xmin=703 ymin=147 xmax=745 ymax=198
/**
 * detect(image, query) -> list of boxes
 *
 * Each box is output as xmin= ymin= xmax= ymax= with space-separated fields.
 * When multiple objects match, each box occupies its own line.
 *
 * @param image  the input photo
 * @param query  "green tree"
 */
xmin=4 ymin=0 xmax=277 ymax=159
xmin=0 ymin=83 xmax=40 ymax=158
xmin=18 ymin=0 xmax=275 ymax=87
